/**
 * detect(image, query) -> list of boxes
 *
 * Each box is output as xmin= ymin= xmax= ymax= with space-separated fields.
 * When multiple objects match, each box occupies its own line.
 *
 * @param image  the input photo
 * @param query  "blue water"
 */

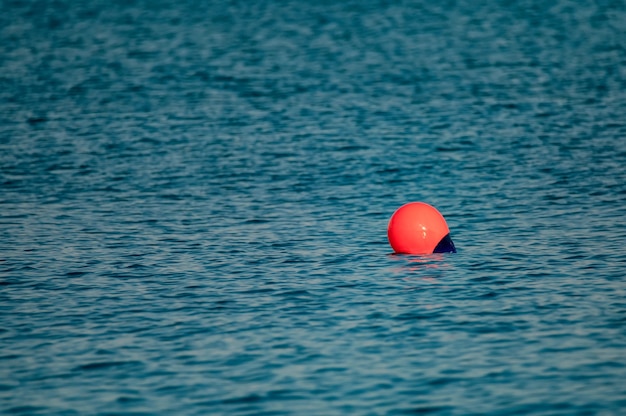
xmin=2 ymin=0 xmax=626 ymax=414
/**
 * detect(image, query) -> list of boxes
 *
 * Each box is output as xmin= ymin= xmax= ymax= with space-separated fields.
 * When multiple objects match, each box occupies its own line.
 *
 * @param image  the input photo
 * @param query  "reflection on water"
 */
xmin=390 ymin=253 xmax=447 ymax=275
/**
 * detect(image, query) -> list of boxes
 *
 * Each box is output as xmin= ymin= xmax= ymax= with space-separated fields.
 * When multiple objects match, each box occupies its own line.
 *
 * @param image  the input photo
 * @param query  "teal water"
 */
xmin=2 ymin=0 xmax=626 ymax=414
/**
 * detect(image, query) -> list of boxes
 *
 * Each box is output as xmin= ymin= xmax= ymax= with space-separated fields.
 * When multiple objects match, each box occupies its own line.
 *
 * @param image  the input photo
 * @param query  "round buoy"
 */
xmin=387 ymin=202 xmax=456 ymax=254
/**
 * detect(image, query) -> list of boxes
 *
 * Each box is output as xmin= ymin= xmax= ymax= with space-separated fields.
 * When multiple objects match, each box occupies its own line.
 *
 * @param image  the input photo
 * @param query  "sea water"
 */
xmin=1 ymin=0 xmax=626 ymax=414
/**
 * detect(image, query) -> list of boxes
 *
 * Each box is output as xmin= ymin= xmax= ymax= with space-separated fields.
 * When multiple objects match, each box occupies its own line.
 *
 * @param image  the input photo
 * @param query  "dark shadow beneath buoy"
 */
xmin=433 ymin=233 xmax=456 ymax=253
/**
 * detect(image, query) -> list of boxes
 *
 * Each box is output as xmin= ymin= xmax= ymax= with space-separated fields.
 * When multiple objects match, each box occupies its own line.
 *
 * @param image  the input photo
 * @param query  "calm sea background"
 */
xmin=2 ymin=0 xmax=626 ymax=414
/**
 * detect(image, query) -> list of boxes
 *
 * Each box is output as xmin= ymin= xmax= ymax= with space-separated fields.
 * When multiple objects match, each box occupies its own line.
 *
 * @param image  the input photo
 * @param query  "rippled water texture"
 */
xmin=2 ymin=0 xmax=626 ymax=414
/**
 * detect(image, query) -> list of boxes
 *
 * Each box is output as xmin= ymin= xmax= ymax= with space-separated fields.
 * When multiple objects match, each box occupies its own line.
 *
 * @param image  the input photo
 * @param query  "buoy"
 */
xmin=387 ymin=202 xmax=456 ymax=254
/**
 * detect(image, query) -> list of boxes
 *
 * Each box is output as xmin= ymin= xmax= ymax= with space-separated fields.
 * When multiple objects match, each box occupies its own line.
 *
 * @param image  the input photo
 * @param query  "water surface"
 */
xmin=2 ymin=0 xmax=626 ymax=414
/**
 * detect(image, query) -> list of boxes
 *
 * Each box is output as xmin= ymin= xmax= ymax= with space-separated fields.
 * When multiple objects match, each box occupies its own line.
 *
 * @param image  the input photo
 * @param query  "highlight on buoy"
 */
xmin=387 ymin=202 xmax=456 ymax=254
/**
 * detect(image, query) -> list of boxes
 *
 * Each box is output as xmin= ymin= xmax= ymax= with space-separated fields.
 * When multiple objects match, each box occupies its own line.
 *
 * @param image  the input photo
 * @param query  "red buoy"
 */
xmin=387 ymin=202 xmax=456 ymax=254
